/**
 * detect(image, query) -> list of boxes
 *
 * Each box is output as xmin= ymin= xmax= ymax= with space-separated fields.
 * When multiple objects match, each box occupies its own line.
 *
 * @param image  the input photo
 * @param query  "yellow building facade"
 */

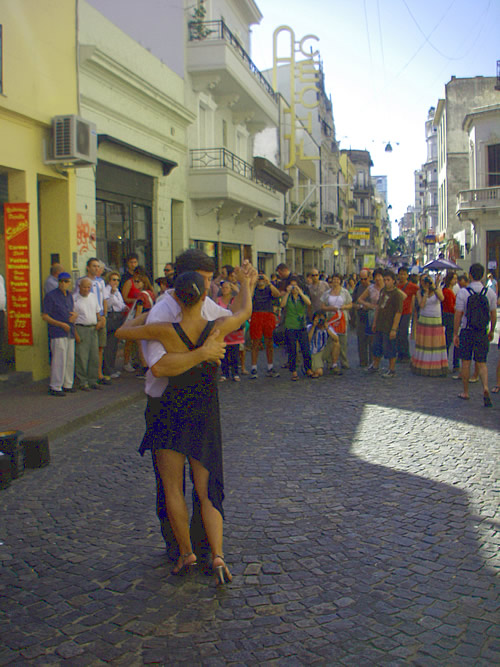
xmin=0 ymin=0 xmax=79 ymax=379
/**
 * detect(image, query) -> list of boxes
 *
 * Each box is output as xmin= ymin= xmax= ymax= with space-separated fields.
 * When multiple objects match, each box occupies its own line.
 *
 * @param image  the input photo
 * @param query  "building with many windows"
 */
xmin=456 ymin=104 xmax=500 ymax=277
xmin=433 ymin=76 xmax=498 ymax=265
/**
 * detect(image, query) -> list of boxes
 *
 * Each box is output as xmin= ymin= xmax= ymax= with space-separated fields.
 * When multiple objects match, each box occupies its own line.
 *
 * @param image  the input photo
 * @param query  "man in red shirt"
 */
xmin=396 ymin=267 xmax=418 ymax=362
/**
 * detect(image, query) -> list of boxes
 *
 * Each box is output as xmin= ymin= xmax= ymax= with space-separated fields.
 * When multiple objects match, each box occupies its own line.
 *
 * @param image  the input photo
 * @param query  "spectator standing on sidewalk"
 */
xmin=321 ymin=274 xmax=353 ymax=371
xmin=103 ymin=271 xmax=127 ymax=378
xmin=396 ymin=267 xmax=418 ymax=363
xmin=42 ymin=272 xmax=77 ymax=396
xmin=352 ymin=269 xmax=371 ymax=367
xmin=249 ymin=273 xmax=281 ymax=379
xmin=307 ymin=268 xmax=329 ymax=317
xmin=119 ymin=252 xmax=139 ymax=291
xmin=366 ymin=270 xmax=404 ymax=378
xmin=74 ymin=278 xmax=106 ymax=391
xmin=454 ymin=263 xmax=497 ymax=406
xmin=411 ymin=274 xmax=448 ymax=377
xmin=217 ymin=281 xmax=244 ymax=382
xmin=441 ymin=271 xmax=460 ymax=374
xmin=43 ymin=263 xmax=64 ymax=296
xmin=281 ymin=276 xmax=313 ymax=381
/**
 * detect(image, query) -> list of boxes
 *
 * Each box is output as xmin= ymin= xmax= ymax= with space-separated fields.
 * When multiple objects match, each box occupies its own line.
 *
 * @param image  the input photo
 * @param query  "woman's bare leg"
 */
xmin=189 ymin=457 xmax=232 ymax=581
xmin=156 ymin=449 xmax=196 ymax=571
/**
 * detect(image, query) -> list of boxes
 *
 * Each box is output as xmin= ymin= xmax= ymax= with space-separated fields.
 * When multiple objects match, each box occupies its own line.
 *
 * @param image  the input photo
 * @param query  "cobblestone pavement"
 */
xmin=1 ymin=339 xmax=499 ymax=666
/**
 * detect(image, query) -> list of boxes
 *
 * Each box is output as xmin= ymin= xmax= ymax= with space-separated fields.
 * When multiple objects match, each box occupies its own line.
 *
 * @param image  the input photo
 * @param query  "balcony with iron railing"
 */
xmin=457 ymin=186 xmax=500 ymax=214
xmin=188 ymin=148 xmax=281 ymax=216
xmin=186 ymin=20 xmax=279 ymax=128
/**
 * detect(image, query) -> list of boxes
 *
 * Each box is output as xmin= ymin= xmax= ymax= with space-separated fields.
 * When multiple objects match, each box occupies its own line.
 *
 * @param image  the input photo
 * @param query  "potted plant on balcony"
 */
xmin=188 ymin=0 xmax=214 ymax=40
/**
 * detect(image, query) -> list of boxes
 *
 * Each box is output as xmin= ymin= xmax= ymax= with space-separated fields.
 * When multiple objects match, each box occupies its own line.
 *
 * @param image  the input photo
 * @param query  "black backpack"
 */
xmin=465 ymin=287 xmax=490 ymax=332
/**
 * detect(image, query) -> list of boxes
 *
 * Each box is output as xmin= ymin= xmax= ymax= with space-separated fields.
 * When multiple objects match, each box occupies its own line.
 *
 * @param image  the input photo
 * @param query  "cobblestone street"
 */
xmin=1 ymin=343 xmax=499 ymax=665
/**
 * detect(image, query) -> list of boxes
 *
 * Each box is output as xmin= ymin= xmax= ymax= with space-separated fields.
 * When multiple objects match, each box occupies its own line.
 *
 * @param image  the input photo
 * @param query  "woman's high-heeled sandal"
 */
xmin=171 ymin=552 xmax=197 ymax=576
xmin=213 ymin=554 xmax=232 ymax=585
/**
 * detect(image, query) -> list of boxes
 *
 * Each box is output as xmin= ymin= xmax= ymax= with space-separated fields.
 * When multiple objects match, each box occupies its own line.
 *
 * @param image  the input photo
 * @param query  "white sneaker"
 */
xmin=111 ymin=372 xmax=121 ymax=379
xmin=123 ymin=363 xmax=135 ymax=373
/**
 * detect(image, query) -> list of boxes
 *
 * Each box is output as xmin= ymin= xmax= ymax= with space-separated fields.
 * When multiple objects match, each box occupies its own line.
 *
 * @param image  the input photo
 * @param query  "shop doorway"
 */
xmin=96 ymin=162 xmax=154 ymax=277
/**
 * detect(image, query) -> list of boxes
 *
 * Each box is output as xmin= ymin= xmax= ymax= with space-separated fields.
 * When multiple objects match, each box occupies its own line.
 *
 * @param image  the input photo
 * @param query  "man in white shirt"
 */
xmin=74 ymin=278 xmax=106 ymax=390
xmin=453 ymin=263 xmax=497 ymax=406
xmin=140 ymin=249 xmax=255 ymax=561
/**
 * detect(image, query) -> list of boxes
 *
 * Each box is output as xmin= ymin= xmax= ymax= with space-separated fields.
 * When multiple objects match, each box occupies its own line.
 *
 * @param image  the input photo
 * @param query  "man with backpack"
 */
xmin=453 ymin=263 xmax=497 ymax=406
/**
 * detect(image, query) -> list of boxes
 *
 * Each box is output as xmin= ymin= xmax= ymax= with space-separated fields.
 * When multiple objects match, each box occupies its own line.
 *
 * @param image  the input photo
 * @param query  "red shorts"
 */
xmin=250 ymin=311 xmax=276 ymax=340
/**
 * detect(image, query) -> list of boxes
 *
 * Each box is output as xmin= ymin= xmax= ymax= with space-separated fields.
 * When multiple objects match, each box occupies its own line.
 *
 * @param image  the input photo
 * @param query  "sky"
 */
xmin=249 ymin=0 xmax=500 ymax=237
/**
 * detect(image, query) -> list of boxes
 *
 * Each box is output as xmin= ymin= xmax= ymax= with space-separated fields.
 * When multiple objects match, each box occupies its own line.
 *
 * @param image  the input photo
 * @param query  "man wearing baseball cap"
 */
xmin=42 ymin=272 xmax=77 ymax=396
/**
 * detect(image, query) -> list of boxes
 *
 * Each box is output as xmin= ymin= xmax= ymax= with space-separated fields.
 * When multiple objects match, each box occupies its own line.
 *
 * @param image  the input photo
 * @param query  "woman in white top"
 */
xmin=321 ymin=274 xmax=352 ymax=371
xmin=411 ymin=274 xmax=448 ymax=376
xmin=103 ymin=271 xmax=127 ymax=378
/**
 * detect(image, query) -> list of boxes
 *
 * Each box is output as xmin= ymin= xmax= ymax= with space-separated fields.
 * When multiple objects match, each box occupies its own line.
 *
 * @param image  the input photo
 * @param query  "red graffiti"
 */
xmin=76 ymin=214 xmax=96 ymax=255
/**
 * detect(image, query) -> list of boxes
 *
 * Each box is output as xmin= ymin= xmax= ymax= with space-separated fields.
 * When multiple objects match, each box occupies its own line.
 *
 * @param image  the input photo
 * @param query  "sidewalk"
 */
xmin=0 ymin=372 xmax=145 ymax=440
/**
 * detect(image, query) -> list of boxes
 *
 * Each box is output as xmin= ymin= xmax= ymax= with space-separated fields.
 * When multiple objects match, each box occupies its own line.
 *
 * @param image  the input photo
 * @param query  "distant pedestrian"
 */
xmin=322 ymin=274 xmax=353 ymax=371
xmin=217 ymin=281 xmax=244 ymax=381
xmin=352 ymin=269 xmax=372 ymax=367
xmin=0 ymin=273 xmax=7 ymax=379
xmin=42 ymin=273 xmax=77 ymax=396
xmin=307 ymin=312 xmax=340 ymax=378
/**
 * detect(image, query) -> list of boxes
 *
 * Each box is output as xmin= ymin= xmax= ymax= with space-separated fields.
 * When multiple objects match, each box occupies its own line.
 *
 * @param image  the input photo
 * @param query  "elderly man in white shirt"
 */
xmin=135 ymin=249 xmax=255 ymax=562
xmin=74 ymin=278 xmax=106 ymax=391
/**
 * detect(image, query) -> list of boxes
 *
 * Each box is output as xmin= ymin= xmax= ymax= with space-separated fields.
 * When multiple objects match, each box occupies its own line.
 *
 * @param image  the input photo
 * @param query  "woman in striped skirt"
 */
xmin=411 ymin=275 xmax=448 ymax=376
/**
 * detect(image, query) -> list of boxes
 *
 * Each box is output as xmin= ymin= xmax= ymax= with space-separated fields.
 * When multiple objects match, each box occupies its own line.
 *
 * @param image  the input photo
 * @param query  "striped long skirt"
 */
xmin=411 ymin=315 xmax=448 ymax=376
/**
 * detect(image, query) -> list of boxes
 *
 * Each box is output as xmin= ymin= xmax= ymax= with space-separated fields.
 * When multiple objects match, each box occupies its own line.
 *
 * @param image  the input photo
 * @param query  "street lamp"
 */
xmin=333 ymin=249 xmax=339 ymax=274
xmin=279 ymin=230 xmax=289 ymax=247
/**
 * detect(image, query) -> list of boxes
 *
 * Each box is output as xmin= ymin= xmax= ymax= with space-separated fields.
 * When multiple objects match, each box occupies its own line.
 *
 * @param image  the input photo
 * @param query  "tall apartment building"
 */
xmin=433 ymin=76 xmax=498 ymax=264
xmin=456 ymin=104 xmax=500 ymax=277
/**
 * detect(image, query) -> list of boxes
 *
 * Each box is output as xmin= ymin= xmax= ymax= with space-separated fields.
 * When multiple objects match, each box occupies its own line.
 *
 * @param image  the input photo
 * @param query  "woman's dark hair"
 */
xmin=174 ymin=271 xmax=205 ymax=307
xmin=133 ymin=269 xmax=153 ymax=292
xmin=373 ymin=268 xmax=384 ymax=279
xmin=331 ymin=273 xmax=342 ymax=280
xmin=174 ymin=249 xmax=215 ymax=278
xmin=444 ymin=271 xmax=456 ymax=288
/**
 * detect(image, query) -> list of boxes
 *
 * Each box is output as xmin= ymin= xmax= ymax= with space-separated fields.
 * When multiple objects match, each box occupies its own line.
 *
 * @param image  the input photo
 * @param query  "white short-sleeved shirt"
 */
xmin=74 ymin=292 xmax=100 ymax=325
xmin=143 ymin=291 xmax=231 ymax=397
xmin=455 ymin=281 xmax=497 ymax=331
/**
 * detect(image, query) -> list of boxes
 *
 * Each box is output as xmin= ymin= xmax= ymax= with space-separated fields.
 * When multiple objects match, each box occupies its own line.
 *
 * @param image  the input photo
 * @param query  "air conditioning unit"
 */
xmin=45 ymin=115 xmax=97 ymax=166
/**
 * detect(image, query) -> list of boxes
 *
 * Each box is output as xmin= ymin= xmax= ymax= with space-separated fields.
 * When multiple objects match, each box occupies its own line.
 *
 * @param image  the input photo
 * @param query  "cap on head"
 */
xmin=58 ymin=272 xmax=71 ymax=281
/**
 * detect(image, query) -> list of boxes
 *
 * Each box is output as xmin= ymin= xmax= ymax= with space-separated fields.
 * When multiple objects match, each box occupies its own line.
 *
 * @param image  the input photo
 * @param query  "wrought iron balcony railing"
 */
xmin=190 ymin=148 xmax=276 ymax=192
xmin=187 ymin=19 xmax=279 ymax=103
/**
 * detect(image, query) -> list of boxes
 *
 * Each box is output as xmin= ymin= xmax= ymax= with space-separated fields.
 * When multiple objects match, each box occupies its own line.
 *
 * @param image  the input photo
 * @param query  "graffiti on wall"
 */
xmin=76 ymin=213 xmax=96 ymax=256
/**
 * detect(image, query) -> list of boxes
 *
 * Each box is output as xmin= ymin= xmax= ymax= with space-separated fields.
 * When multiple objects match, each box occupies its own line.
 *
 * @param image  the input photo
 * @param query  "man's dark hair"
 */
xmin=383 ymin=269 xmax=396 ymax=281
xmin=126 ymin=253 xmax=139 ymax=262
xmin=222 ymin=264 xmax=234 ymax=275
xmin=398 ymin=266 xmax=409 ymax=274
xmin=276 ymin=263 xmax=288 ymax=271
xmin=174 ymin=249 xmax=215 ymax=278
xmin=86 ymin=257 xmax=98 ymax=267
xmin=469 ymin=263 xmax=484 ymax=282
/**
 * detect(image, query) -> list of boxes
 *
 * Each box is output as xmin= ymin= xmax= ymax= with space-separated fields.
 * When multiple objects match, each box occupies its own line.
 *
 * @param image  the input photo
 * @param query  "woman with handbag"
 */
xmin=321 ymin=273 xmax=353 ymax=371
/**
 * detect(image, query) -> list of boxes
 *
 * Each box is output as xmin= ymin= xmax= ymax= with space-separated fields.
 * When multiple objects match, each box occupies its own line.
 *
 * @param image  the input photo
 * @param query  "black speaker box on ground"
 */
xmin=0 ymin=451 xmax=12 ymax=489
xmin=21 ymin=436 xmax=50 ymax=469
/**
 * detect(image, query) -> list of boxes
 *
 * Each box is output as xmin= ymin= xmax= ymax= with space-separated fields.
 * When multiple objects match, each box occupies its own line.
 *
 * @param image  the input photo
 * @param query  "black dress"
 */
xmin=139 ymin=321 xmax=224 ymax=517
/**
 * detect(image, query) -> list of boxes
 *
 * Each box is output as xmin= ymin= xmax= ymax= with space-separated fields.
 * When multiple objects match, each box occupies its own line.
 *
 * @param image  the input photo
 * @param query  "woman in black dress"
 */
xmin=116 ymin=267 xmax=254 ymax=584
